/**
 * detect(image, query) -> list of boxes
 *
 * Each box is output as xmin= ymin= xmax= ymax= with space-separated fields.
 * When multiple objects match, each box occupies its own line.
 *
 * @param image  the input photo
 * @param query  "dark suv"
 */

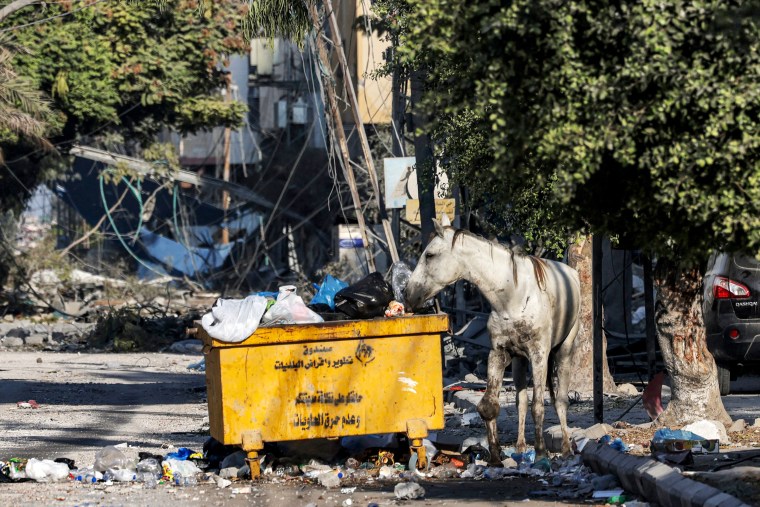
xmin=703 ymin=252 xmax=760 ymax=395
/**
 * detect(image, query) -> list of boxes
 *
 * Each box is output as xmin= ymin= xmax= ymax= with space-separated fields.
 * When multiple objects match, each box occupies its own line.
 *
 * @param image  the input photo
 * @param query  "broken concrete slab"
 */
xmin=728 ymin=419 xmax=746 ymax=433
xmin=1 ymin=336 xmax=24 ymax=347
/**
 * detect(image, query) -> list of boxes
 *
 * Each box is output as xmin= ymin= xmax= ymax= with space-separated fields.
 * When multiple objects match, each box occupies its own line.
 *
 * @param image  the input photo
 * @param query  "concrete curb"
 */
xmin=581 ymin=442 xmax=750 ymax=507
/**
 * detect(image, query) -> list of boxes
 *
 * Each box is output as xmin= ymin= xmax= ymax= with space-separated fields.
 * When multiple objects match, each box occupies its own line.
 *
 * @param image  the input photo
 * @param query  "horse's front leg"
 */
xmin=477 ymin=346 xmax=510 ymax=465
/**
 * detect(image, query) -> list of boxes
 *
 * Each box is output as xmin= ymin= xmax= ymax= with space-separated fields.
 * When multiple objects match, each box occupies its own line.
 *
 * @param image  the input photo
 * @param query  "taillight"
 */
xmin=713 ymin=276 xmax=751 ymax=299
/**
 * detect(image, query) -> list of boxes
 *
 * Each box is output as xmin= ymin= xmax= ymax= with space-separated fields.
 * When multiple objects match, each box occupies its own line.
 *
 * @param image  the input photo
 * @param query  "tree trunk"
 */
xmin=566 ymin=235 xmax=617 ymax=394
xmin=654 ymin=264 xmax=731 ymax=427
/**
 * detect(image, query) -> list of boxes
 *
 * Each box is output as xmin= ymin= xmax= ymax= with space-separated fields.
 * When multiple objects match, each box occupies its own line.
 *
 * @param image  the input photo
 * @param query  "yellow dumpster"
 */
xmin=198 ymin=313 xmax=450 ymax=476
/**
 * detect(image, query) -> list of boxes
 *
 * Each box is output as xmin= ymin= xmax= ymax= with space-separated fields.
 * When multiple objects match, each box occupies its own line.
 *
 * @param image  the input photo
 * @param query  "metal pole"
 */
xmin=324 ymin=0 xmax=400 ymax=264
xmin=221 ymin=72 xmax=232 ymax=245
xmin=643 ymin=254 xmax=657 ymax=380
xmin=308 ymin=3 xmax=375 ymax=272
xmin=593 ymin=235 xmax=604 ymax=424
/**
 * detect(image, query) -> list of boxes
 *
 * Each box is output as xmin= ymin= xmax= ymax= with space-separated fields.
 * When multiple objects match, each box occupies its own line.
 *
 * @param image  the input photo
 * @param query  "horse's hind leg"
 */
xmin=512 ymin=356 xmax=529 ymax=453
xmin=554 ymin=319 xmax=580 ymax=457
xmin=529 ymin=348 xmax=550 ymax=458
xmin=477 ymin=346 xmax=510 ymax=464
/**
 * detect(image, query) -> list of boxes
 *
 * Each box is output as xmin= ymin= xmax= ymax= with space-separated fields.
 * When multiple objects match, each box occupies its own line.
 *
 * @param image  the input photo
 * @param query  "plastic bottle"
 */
xmin=140 ymin=473 xmax=158 ymax=489
xmin=74 ymin=468 xmax=103 ymax=484
xmin=25 ymin=459 xmax=70 ymax=482
xmin=94 ymin=446 xmax=130 ymax=472
xmin=107 ymin=468 xmax=137 ymax=482
xmin=136 ymin=458 xmax=162 ymax=478
xmin=175 ymin=474 xmax=198 ymax=487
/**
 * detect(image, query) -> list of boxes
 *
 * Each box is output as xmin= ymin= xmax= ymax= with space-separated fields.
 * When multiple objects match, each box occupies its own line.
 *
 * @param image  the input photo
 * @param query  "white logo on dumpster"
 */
xmin=398 ymin=374 xmax=418 ymax=394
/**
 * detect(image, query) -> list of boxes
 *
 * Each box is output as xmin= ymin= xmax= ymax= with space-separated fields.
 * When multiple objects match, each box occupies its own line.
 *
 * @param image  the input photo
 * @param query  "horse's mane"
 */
xmin=448 ymin=226 xmax=547 ymax=290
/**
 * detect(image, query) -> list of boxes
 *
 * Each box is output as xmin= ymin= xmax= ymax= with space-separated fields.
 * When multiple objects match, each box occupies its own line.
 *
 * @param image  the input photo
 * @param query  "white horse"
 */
xmin=405 ymin=217 xmax=581 ymax=460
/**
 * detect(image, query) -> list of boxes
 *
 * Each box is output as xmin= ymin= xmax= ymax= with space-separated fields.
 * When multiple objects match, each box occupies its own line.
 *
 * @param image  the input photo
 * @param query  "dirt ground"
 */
xmin=0 ymin=351 xmax=586 ymax=506
xmin=2 ymin=350 xmax=759 ymax=506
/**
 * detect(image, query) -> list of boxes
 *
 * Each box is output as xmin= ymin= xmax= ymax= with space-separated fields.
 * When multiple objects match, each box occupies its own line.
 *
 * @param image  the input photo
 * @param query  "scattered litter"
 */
xmin=334 ymin=272 xmax=394 ymax=319
xmin=16 ymin=400 xmax=39 ymax=409
xmin=340 ymin=487 xmax=357 ymax=494
xmin=651 ymin=428 xmax=719 ymax=454
xmin=592 ymin=488 xmax=625 ymax=499
xmin=25 ymin=459 xmax=70 ymax=482
xmin=94 ymin=446 xmax=130 ymax=472
xmin=394 ymin=481 xmax=425 ymax=499
xmin=187 ymin=358 xmax=206 ymax=371
xmin=201 ymin=295 xmax=269 ymax=343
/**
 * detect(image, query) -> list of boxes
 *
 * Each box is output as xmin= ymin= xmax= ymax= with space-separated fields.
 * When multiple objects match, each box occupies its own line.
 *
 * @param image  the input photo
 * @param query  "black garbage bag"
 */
xmin=334 ymin=272 xmax=394 ymax=319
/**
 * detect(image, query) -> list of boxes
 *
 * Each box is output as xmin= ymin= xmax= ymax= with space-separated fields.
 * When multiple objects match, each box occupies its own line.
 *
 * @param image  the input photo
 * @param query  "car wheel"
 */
xmin=717 ymin=364 xmax=731 ymax=396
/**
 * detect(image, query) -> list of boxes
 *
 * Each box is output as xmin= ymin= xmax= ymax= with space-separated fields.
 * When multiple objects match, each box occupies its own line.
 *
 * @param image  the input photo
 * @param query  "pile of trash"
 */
xmin=0 ymin=431 xmax=645 ymax=505
xmin=202 ymin=262 xmax=423 ymax=343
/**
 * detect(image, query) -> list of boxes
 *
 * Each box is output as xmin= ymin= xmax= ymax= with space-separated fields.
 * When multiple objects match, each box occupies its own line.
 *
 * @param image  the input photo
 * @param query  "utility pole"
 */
xmin=323 ymin=0 xmax=399 ymax=264
xmin=308 ymin=3 xmax=375 ymax=272
xmin=410 ymin=69 xmax=436 ymax=247
xmin=592 ymin=235 xmax=604 ymax=424
xmin=221 ymin=71 xmax=232 ymax=245
xmin=389 ymin=33 xmax=404 ymax=251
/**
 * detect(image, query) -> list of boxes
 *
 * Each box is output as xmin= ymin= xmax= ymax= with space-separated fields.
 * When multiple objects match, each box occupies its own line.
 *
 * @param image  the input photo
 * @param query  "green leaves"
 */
xmin=383 ymin=0 xmax=760 ymax=264
xmin=2 ymin=0 xmax=249 ymax=144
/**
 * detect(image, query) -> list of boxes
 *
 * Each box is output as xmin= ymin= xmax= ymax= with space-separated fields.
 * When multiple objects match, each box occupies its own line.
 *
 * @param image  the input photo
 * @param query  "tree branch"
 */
xmin=0 ymin=0 xmax=37 ymax=23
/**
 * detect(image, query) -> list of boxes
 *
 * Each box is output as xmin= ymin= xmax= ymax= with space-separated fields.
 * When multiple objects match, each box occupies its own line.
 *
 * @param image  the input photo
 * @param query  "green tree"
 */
xmin=383 ymin=0 xmax=760 ymax=425
xmin=0 ymin=36 xmax=53 ymax=160
xmin=3 ymin=0 xmax=248 ymax=146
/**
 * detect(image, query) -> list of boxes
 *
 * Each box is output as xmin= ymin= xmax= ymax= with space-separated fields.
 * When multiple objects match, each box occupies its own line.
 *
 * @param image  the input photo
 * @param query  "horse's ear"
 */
xmin=440 ymin=213 xmax=451 ymax=227
xmin=432 ymin=218 xmax=445 ymax=237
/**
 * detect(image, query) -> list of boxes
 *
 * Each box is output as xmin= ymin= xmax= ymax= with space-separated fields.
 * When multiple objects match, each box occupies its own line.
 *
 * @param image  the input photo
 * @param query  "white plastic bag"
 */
xmin=25 ymin=459 xmax=70 ymax=482
xmin=201 ymin=295 xmax=269 ymax=343
xmin=163 ymin=459 xmax=202 ymax=477
xmin=262 ymin=286 xmax=324 ymax=325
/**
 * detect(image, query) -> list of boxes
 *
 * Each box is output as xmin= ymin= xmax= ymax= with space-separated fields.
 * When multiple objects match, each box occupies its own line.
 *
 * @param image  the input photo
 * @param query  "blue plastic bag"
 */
xmin=311 ymin=275 xmax=348 ymax=309
xmin=164 ymin=447 xmax=195 ymax=461
xmin=652 ymin=429 xmax=706 ymax=442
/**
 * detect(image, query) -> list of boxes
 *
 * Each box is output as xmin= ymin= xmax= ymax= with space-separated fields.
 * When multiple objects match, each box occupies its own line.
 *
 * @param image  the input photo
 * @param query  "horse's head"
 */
xmin=405 ymin=215 xmax=464 ymax=310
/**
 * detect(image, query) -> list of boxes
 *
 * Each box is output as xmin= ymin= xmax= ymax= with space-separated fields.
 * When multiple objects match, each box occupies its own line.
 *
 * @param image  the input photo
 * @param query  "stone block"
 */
xmin=657 ymin=474 xmax=690 ymax=507
xmin=632 ymin=459 xmax=659 ymax=495
xmin=680 ymin=482 xmax=723 ymax=507
xmin=614 ymin=455 xmax=643 ymax=492
xmin=728 ymin=419 xmax=746 ymax=433
xmin=6 ymin=327 xmax=29 ymax=338
xmin=1 ymin=336 xmax=24 ymax=347
xmin=703 ymin=493 xmax=744 ymax=507
xmin=641 ymin=462 xmax=678 ymax=500
xmin=583 ymin=423 xmax=614 ymax=440
xmin=25 ymin=334 xmax=47 ymax=346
